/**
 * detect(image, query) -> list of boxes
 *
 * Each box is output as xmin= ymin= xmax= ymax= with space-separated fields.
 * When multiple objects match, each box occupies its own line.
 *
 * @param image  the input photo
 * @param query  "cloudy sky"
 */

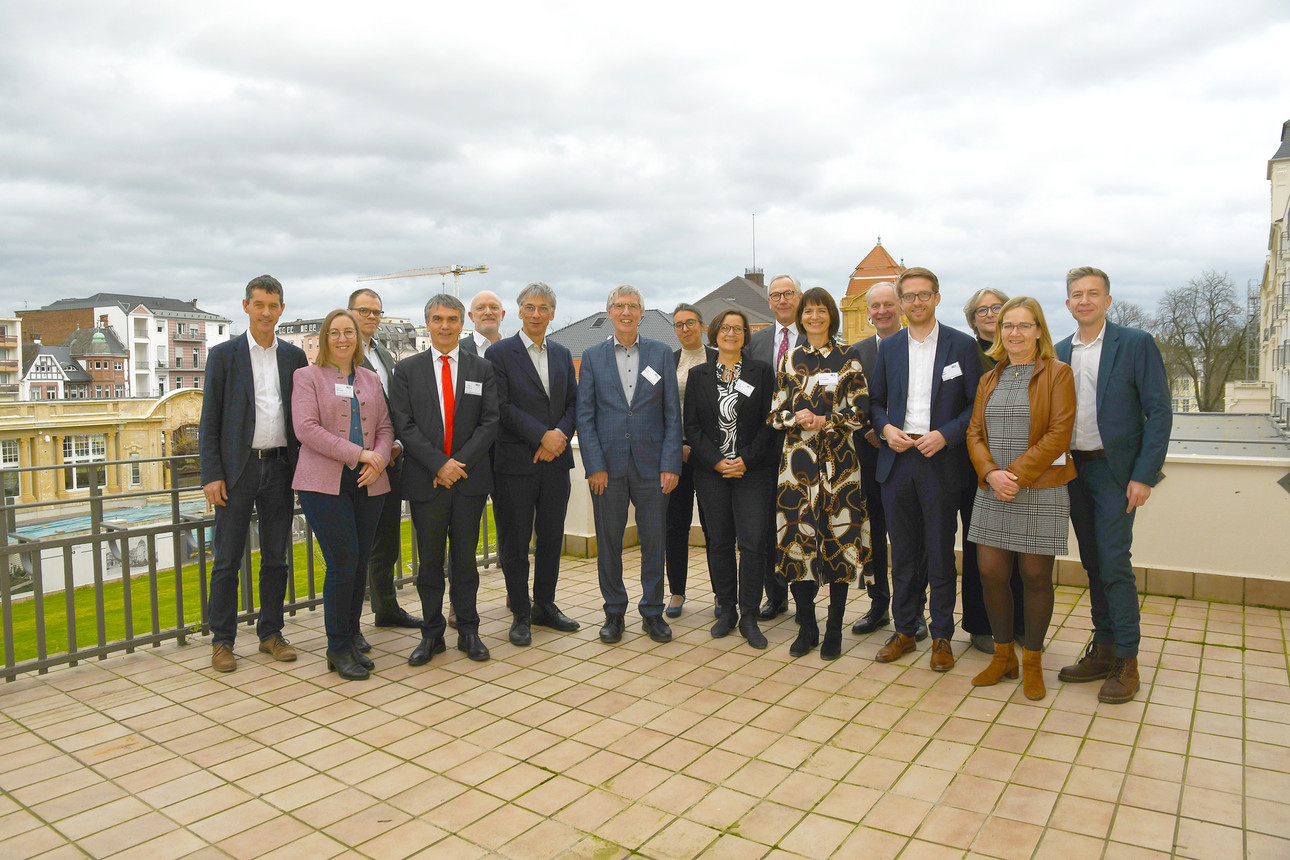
xmin=2 ymin=1 xmax=1287 ymax=338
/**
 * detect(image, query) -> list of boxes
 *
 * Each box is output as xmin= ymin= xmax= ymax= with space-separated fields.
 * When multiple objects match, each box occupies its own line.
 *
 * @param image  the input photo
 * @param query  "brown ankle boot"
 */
xmin=971 ymin=641 xmax=1018 ymax=686
xmin=1097 ymin=657 xmax=1139 ymax=704
xmin=1021 ymin=647 xmax=1046 ymax=700
xmin=1058 ymin=641 xmax=1115 ymax=683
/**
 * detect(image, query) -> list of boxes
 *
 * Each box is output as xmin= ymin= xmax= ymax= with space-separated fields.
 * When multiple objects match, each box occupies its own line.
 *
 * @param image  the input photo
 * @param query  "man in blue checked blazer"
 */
xmin=576 ymin=285 xmax=683 ymax=646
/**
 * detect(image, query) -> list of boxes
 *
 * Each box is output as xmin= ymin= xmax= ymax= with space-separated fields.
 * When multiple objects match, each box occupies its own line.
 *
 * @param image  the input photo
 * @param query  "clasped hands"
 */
xmin=883 ymin=426 xmax=947 ymax=457
xmin=356 ymin=449 xmax=387 ymax=488
xmin=533 ymin=429 xmax=568 ymax=463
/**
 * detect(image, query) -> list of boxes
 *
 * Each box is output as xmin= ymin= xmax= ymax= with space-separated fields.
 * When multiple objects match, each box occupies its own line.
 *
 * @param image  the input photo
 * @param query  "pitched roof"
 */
xmin=62 ymin=327 xmax=128 ymax=357
xmin=547 ymin=309 xmax=680 ymax=358
xmin=36 ymin=293 xmax=230 ymax=322
xmin=845 ymin=241 xmax=905 ymax=296
xmin=21 ymin=345 xmax=91 ymax=382
xmin=1270 ymin=119 xmax=1290 ymax=177
xmin=691 ymin=276 xmax=775 ymax=328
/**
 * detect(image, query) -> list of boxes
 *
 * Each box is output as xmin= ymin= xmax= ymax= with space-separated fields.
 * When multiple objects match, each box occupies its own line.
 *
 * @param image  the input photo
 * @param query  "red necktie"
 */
xmin=440 ymin=355 xmax=455 ymax=455
xmin=777 ymin=327 xmax=789 ymax=369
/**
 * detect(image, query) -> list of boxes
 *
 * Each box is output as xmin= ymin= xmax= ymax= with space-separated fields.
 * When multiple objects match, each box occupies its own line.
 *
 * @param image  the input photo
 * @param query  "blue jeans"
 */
xmin=298 ymin=480 xmax=385 ymax=651
xmin=693 ymin=467 xmax=773 ymax=614
xmin=1068 ymin=458 xmax=1141 ymax=658
xmin=207 ymin=456 xmax=294 ymax=646
xmin=593 ymin=460 xmax=666 ymax=618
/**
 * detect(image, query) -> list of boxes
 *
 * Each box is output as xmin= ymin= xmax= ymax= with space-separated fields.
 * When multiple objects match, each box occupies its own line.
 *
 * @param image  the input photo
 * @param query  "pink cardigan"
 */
xmin=291 ymin=364 xmax=394 ymax=495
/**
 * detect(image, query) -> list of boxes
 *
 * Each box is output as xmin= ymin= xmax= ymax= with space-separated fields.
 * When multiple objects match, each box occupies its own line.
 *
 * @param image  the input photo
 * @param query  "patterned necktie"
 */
xmin=777 ymin=327 xmax=789 ymax=370
xmin=440 ymin=355 xmax=455 ymax=455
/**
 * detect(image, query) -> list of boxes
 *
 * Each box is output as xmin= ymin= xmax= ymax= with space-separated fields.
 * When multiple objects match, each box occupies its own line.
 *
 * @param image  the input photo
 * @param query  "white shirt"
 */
xmin=433 ymin=346 xmax=460 ymax=428
xmin=366 ymin=339 xmax=390 ymax=393
xmin=472 ymin=330 xmax=495 ymax=356
xmin=519 ymin=330 xmax=549 ymax=396
xmin=247 ymin=331 xmax=288 ymax=450
xmin=904 ymin=322 xmax=939 ymax=435
xmin=1070 ymin=322 xmax=1106 ymax=451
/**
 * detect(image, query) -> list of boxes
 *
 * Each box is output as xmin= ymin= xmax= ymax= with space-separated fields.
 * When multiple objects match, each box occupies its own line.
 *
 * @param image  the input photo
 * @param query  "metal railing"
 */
xmin=1 ymin=456 xmax=497 ymax=681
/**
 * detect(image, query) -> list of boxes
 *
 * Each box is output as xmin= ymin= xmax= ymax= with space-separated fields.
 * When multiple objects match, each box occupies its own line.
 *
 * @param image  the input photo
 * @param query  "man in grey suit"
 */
xmin=349 ymin=288 xmax=422 ymax=637
xmin=459 ymin=290 xmax=505 ymax=356
xmin=746 ymin=274 xmax=804 ymax=620
xmin=576 ymin=285 xmax=683 ymax=644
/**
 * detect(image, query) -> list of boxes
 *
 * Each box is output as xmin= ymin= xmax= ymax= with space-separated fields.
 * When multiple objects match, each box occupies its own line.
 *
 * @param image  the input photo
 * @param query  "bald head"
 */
xmin=867 ymin=282 xmax=902 ymax=338
xmin=469 ymin=290 xmax=505 ymax=341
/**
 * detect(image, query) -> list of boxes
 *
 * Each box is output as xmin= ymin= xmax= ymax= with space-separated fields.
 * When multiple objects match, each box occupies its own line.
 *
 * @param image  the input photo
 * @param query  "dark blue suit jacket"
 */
xmin=1055 ymin=321 xmax=1171 ymax=487
xmin=487 ymin=334 xmax=578 ymax=474
xmin=199 ymin=333 xmax=308 ymax=490
xmin=870 ymin=324 xmax=982 ymax=490
xmin=576 ymin=335 xmax=682 ymax=478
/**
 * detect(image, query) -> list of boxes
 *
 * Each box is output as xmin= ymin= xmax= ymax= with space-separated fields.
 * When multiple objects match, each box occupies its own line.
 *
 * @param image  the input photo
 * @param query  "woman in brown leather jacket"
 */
xmin=965 ymin=296 xmax=1076 ymax=700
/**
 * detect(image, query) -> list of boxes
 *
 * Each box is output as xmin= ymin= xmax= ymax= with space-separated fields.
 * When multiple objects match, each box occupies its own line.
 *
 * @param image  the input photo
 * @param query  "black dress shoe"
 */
xmin=641 ymin=615 xmax=673 ymax=643
xmin=326 ymin=648 xmax=370 ymax=680
xmin=711 ymin=606 xmax=737 ymax=638
xmin=509 ymin=615 xmax=532 ymax=646
xmin=914 ymin=616 xmax=930 ymax=642
xmin=599 ymin=612 xmax=625 ymax=643
xmin=757 ymin=601 xmax=788 ymax=621
xmin=457 ymin=632 xmax=491 ymax=662
xmin=408 ymin=635 xmax=446 ymax=666
xmin=354 ymin=632 xmax=372 ymax=653
xmin=350 ymin=640 xmax=374 ymax=670
xmin=374 ymin=608 xmax=424 ymax=629
xmin=531 ymin=603 xmax=581 ymax=632
xmin=851 ymin=605 xmax=891 ymax=635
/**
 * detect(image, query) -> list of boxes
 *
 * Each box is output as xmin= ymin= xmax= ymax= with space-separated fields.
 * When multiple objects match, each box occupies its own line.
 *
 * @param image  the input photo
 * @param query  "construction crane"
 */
xmin=357 ymin=264 xmax=488 ymax=298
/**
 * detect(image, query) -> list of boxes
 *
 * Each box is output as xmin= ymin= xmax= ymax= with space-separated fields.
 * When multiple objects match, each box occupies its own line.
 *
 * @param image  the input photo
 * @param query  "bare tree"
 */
xmin=1152 ymin=271 xmax=1250 ymax=412
xmin=1107 ymin=300 xmax=1152 ymax=330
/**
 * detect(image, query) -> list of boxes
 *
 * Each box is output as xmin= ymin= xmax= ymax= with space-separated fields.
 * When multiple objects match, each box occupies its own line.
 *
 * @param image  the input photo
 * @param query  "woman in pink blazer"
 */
xmin=292 ymin=309 xmax=393 ymax=680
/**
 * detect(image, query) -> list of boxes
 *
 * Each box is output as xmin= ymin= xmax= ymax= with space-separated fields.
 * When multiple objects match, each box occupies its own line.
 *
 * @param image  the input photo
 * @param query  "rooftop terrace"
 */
xmin=2 ymin=546 xmax=1287 ymax=859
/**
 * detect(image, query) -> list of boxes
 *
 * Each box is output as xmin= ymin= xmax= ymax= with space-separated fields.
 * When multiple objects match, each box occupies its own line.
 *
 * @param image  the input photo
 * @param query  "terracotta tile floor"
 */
xmin=1 ymin=548 xmax=1287 ymax=859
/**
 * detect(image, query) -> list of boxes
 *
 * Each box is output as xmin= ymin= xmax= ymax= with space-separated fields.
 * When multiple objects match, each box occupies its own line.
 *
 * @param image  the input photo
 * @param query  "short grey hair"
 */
xmin=768 ymin=274 xmax=800 ymax=294
xmin=517 ymin=282 xmax=557 ymax=310
xmin=867 ymin=282 xmax=898 ymax=304
xmin=424 ymin=293 xmax=465 ymax=321
xmin=606 ymin=284 xmax=643 ymax=311
xmin=1065 ymin=266 xmax=1110 ymax=295
xmin=672 ymin=302 xmax=703 ymax=325
xmin=963 ymin=287 xmax=1010 ymax=335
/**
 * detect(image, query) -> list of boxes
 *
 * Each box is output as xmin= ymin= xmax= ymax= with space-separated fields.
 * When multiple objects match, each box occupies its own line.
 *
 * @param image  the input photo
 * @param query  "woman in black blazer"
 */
xmin=684 ymin=308 xmax=777 ymax=649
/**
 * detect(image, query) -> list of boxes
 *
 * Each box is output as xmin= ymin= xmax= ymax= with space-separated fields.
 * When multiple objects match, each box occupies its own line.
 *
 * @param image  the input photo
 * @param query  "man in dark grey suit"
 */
xmin=349 ymin=288 xmax=422 ymax=636
xmin=459 ymin=290 xmax=505 ymax=356
xmin=746 ymin=274 xmax=804 ymax=620
xmin=391 ymin=294 xmax=500 ymax=664
xmin=199 ymin=275 xmax=308 ymax=673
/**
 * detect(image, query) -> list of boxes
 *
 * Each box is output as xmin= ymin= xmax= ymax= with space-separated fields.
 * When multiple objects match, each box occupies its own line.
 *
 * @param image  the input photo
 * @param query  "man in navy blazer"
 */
xmin=576 ymin=285 xmax=683 ymax=644
xmin=199 ymin=275 xmax=308 ymax=673
xmin=870 ymin=267 xmax=982 ymax=671
xmin=390 ymin=294 xmax=500 ymax=664
xmin=1056 ymin=267 xmax=1171 ymax=704
xmin=487 ymin=282 xmax=581 ymax=646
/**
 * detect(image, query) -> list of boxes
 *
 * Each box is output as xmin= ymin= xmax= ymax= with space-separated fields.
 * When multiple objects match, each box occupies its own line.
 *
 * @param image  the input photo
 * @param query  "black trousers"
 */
xmin=665 ymin=459 xmax=707 ymax=596
xmin=493 ymin=464 xmax=572 ymax=616
xmin=365 ymin=464 xmax=406 ymax=619
xmin=693 ymin=467 xmax=773 ymax=614
xmin=882 ymin=452 xmax=960 ymax=641
xmin=411 ymin=490 xmax=487 ymax=640
xmin=858 ymin=442 xmax=889 ymax=610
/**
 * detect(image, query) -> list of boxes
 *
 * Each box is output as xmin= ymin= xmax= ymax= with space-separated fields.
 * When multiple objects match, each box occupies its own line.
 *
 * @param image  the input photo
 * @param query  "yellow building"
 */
xmin=1261 ymin=120 xmax=1290 ymax=425
xmin=0 ymin=390 xmax=203 ymax=509
xmin=839 ymin=240 xmax=906 ymax=343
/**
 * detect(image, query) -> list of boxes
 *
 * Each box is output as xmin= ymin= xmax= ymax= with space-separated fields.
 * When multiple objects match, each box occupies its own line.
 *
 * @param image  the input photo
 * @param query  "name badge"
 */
xmin=942 ymin=362 xmax=962 ymax=381
xmin=641 ymin=366 xmax=662 ymax=386
xmin=334 ymin=383 xmax=354 ymax=398
xmin=817 ymin=372 xmax=839 ymax=386
xmin=464 ymin=380 xmax=483 ymax=396
xmin=734 ymin=379 xmax=755 ymax=397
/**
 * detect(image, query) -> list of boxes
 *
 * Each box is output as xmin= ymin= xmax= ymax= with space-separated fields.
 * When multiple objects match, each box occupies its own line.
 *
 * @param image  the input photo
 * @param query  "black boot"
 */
xmin=326 ymin=647 xmax=370 ymax=680
xmin=350 ymin=639 xmax=374 ymax=670
xmin=821 ymin=582 xmax=848 ymax=660
xmin=789 ymin=581 xmax=819 ymax=657
xmin=711 ymin=604 xmax=737 ymax=638
xmin=738 ymin=614 xmax=768 ymax=649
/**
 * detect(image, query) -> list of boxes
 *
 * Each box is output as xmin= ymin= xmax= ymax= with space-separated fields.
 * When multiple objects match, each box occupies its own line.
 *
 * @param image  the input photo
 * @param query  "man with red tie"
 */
xmin=390 ymin=294 xmax=500 ymax=664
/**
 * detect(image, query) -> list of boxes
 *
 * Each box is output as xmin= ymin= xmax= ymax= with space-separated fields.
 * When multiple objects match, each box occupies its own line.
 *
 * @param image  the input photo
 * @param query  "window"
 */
xmin=175 ymin=377 xmax=182 ymax=389
xmin=192 ymin=347 xmax=199 ymax=364
xmin=218 ymin=324 xmax=225 ymax=335
xmin=130 ymin=454 xmax=141 ymax=486
xmin=46 ymin=388 xmax=56 ymax=400
xmin=156 ymin=322 xmax=163 ymax=333
xmin=194 ymin=377 xmax=201 ymax=388
xmin=62 ymin=434 xmax=107 ymax=490
xmin=176 ymin=356 xmax=183 ymax=368
xmin=115 ymin=385 xmax=124 ymax=397
xmin=95 ymin=386 xmax=103 ymax=397
xmin=2 ymin=439 xmax=18 ymax=499
xmin=114 ymin=362 xmax=122 ymax=371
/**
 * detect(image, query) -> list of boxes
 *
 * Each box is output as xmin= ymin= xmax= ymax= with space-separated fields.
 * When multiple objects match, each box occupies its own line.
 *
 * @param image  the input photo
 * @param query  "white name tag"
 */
xmin=334 ymin=383 xmax=354 ymax=398
xmin=816 ymin=372 xmax=839 ymax=386
xmin=641 ymin=366 xmax=662 ymax=386
xmin=734 ymin=379 xmax=755 ymax=397
xmin=942 ymin=362 xmax=962 ymax=381
xmin=1052 ymin=452 xmax=1067 ymax=466
xmin=464 ymin=380 xmax=483 ymax=396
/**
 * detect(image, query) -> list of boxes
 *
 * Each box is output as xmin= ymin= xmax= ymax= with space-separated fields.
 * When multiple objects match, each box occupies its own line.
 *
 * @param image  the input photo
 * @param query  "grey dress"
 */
xmin=967 ymin=364 xmax=1069 ymax=555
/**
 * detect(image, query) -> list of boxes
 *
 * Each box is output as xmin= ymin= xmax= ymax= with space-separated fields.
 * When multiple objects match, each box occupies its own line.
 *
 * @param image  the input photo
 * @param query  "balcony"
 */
xmin=170 ymin=329 xmax=203 ymax=343
xmin=0 ymin=359 xmax=19 ymax=373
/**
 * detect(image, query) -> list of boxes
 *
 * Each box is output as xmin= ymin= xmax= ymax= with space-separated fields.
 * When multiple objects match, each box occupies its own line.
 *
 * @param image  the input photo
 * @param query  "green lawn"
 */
xmin=1 ymin=506 xmax=495 ymax=667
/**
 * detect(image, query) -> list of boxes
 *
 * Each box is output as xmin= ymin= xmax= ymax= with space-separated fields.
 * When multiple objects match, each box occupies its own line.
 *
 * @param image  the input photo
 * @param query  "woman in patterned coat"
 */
xmin=769 ymin=287 xmax=870 ymax=660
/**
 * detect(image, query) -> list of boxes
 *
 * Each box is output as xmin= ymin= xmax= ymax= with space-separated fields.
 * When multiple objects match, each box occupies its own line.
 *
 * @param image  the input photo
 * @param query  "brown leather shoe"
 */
xmin=875 ymin=632 xmax=916 ymax=663
xmin=1058 ymin=641 xmax=1115 ymax=683
xmin=211 ymin=642 xmax=235 ymax=673
xmin=1097 ymin=657 xmax=1139 ymax=704
xmin=929 ymin=638 xmax=955 ymax=672
xmin=258 ymin=635 xmax=297 ymax=662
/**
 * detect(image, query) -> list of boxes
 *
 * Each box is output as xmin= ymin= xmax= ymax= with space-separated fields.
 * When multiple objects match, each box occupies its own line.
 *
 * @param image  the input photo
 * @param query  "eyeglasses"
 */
xmin=768 ymin=290 xmax=797 ymax=302
xmin=349 ymin=307 xmax=383 ymax=318
xmin=999 ymin=322 xmax=1037 ymax=333
xmin=327 ymin=329 xmax=357 ymax=340
xmin=610 ymin=302 xmax=641 ymax=313
xmin=901 ymin=290 xmax=936 ymax=304
xmin=673 ymin=319 xmax=700 ymax=330
xmin=974 ymin=303 xmax=1003 ymax=317
xmin=520 ymin=304 xmax=553 ymax=316
xmin=718 ymin=324 xmax=745 ymax=334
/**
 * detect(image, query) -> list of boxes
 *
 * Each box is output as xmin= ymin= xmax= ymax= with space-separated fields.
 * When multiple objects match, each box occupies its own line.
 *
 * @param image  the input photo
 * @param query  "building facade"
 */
xmin=1262 ymin=120 xmax=1290 ymax=426
xmin=0 ymin=317 xmax=22 ymax=402
xmin=839 ymin=240 xmax=906 ymax=343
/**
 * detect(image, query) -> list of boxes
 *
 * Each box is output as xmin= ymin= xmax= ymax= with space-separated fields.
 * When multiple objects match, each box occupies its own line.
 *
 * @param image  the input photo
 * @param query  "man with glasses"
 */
xmin=870 ymin=268 xmax=981 ymax=671
xmin=348 ymin=289 xmax=422 ymax=637
xmin=486 ymin=283 xmax=581 ymax=646
xmin=576 ymin=285 xmax=683 ymax=644
xmin=747 ymin=274 xmax=805 ymax=620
